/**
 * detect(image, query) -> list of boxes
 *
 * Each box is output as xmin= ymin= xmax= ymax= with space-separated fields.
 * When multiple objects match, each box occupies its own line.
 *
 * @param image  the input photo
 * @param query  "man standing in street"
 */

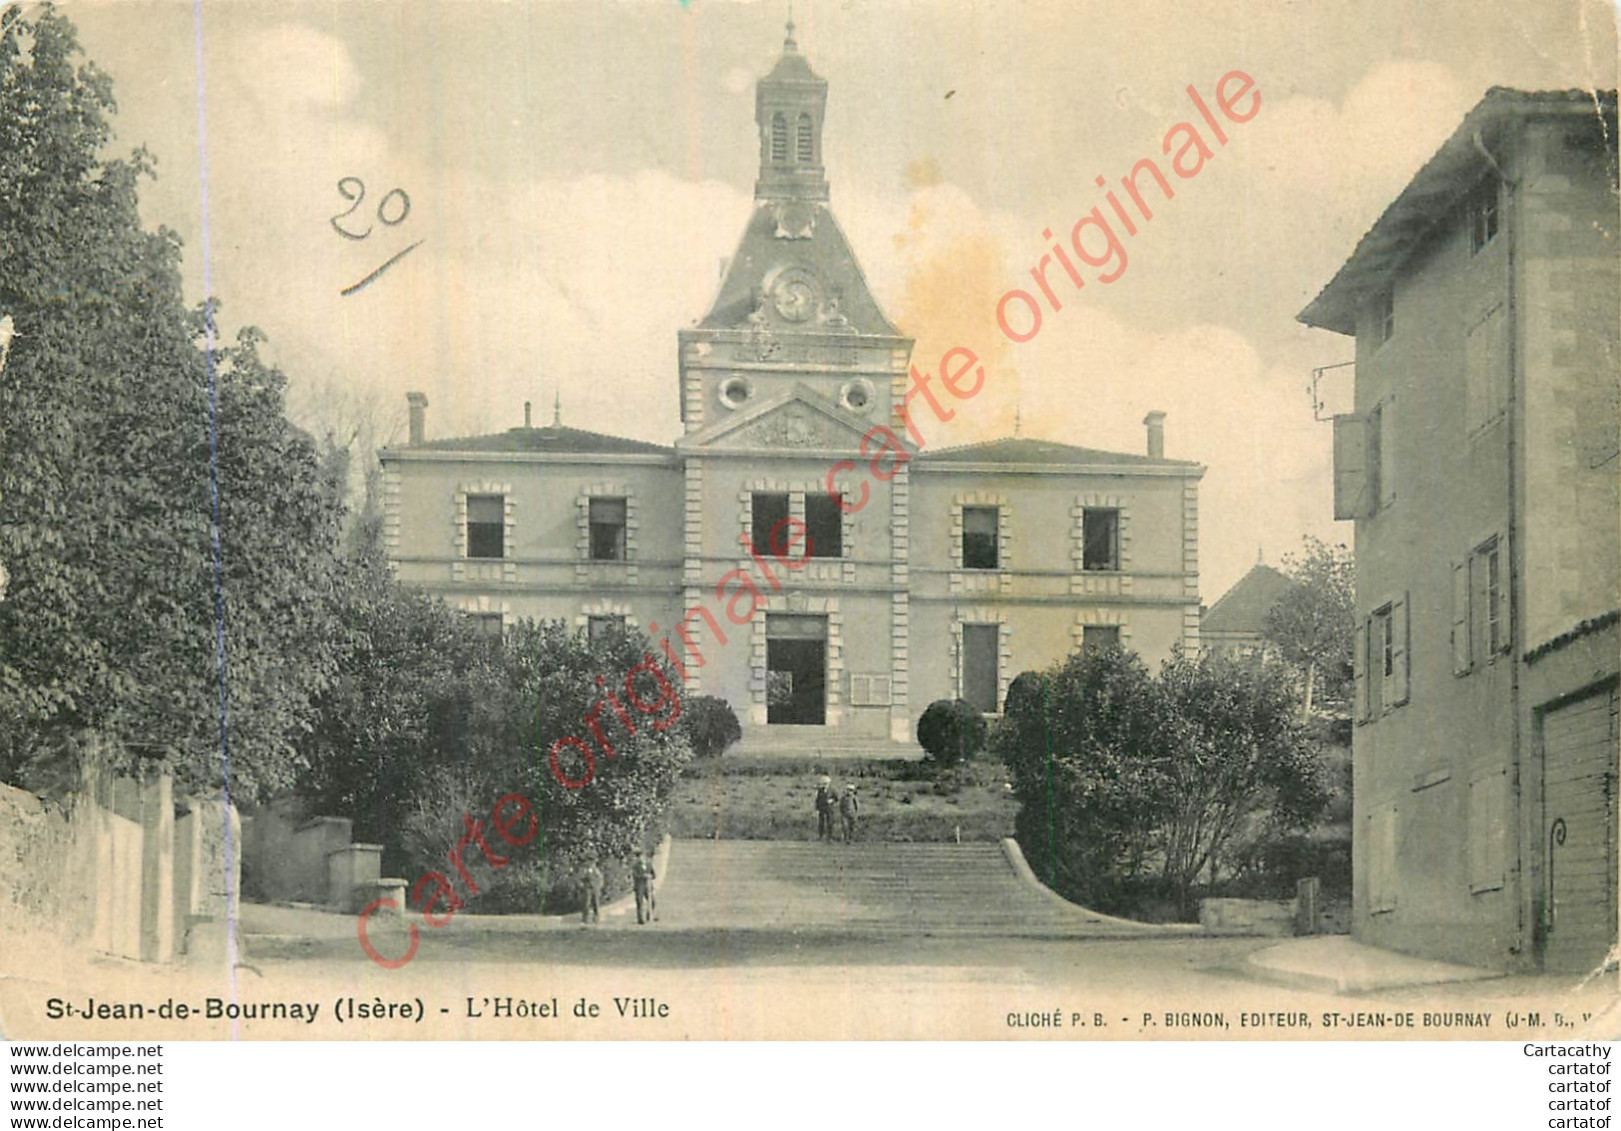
xmin=631 ymin=849 xmax=657 ymax=925
xmin=839 ymin=783 xmax=860 ymax=844
xmin=579 ymin=860 xmax=604 ymax=924
xmin=814 ymin=775 xmax=837 ymax=841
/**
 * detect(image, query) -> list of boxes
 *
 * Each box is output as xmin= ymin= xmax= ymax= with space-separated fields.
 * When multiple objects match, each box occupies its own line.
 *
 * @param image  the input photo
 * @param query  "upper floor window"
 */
xmin=1470 ymin=180 xmax=1499 ymax=254
xmin=804 ymin=492 xmax=843 ymax=558
xmin=587 ymin=615 xmax=626 ymax=643
xmin=1082 ymin=625 xmax=1121 ymax=654
xmin=1377 ymin=288 xmax=1395 ymax=344
xmin=1356 ymin=593 xmax=1409 ymax=721
xmin=589 ymin=497 xmax=627 ymax=562
xmin=752 ymin=492 xmax=791 ymax=556
xmin=962 ymin=506 xmax=999 ymax=570
xmin=796 ymin=113 xmax=814 ymax=163
xmin=770 ymin=113 xmax=788 ymax=164
xmin=466 ymin=494 xmax=504 ymax=559
xmin=1082 ymin=507 xmax=1121 ymax=571
xmin=1451 ymin=535 xmax=1510 ymax=675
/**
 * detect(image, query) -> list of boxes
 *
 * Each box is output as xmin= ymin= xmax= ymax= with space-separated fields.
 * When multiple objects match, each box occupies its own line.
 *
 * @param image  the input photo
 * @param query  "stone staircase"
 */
xmin=652 ymin=839 xmax=1187 ymax=938
xmin=726 ymin=737 xmax=925 ymax=761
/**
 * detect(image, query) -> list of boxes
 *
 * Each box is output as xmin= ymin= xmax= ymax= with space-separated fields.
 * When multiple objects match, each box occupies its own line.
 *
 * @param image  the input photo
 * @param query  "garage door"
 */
xmin=1543 ymin=685 xmax=1620 ymax=974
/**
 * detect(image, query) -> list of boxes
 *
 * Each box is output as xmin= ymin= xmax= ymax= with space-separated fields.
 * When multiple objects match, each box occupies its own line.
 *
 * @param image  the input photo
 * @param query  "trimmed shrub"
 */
xmin=681 ymin=695 xmax=743 ymax=759
xmin=916 ymin=698 xmax=987 ymax=767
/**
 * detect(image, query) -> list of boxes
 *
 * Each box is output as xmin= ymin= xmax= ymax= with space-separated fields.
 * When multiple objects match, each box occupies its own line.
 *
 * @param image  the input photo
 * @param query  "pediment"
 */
xmin=678 ymin=383 xmax=896 ymax=454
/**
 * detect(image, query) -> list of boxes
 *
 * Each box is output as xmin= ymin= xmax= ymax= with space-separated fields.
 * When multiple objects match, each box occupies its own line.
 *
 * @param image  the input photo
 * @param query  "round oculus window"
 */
xmin=719 ymin=375 xmax=754 ymax=410
xmin=840 ymin=378 xmax=875 ymax=415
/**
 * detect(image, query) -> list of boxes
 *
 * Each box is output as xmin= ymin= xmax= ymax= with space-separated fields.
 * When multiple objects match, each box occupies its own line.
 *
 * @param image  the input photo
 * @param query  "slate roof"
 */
xmin=394 ymin=423 xmax=674 ymax=457
xmin=698 ymin=202 xmax=901 ymax=336
xmin=920 ymin=436 xmax=1200 ymax=468
xmin=1201 ymin=563 xmax=1297 ymax=637
xmin=1299 ymin=88 xmax=1617 ymax=336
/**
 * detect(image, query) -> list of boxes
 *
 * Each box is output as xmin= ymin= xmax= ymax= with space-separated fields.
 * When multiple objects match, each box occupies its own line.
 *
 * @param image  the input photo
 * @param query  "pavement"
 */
xmin=1244 ymin=934 xmax=1504 ymax=994
xmin=238 ymin=838 xmax=1559 ymax=1002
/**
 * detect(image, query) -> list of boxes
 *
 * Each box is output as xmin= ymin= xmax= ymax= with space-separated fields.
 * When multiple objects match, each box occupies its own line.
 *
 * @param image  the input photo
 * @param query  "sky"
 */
xmin=57 ymin=0 xmax=1619 ymax=599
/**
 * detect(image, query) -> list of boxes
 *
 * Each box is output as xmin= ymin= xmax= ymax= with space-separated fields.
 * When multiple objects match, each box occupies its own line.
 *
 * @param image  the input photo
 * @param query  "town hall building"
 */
xmin=380 ymin=26 xmax=1205 ymax=754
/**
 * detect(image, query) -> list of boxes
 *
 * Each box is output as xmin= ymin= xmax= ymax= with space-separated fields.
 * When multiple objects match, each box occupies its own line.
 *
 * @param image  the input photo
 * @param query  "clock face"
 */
xmin=774 ymin=278 xmax=817 ymax=322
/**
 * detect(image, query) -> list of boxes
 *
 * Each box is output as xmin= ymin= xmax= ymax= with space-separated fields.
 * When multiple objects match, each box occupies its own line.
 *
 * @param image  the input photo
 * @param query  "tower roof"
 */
xmin=697 ymin=201 xmax=900 ymax=336
xmin=694 ymin=27 xmax=899 ymax=337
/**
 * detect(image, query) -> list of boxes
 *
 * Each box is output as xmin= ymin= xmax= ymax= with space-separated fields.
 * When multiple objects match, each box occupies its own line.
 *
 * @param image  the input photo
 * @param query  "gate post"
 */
xmin=139 ymin=770 xmax=175 ymax=963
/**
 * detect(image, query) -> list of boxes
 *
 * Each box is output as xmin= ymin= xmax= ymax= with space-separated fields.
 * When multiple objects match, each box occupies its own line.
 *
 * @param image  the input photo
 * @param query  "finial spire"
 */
xmin=553 ymin=390 xmax=562 ymax=426
xmin=1014 ymin=404 xmax=1022 ymax=437
xmin=784 ymin=3 xmax=797 ymax=51
xmin=1257 ymin=545 xmax=1264 ymax=565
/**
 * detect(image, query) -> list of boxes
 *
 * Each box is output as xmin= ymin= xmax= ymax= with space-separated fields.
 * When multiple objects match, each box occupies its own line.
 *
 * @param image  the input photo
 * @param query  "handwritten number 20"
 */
xmin=330 ymin=178 xmax=411 ymax=240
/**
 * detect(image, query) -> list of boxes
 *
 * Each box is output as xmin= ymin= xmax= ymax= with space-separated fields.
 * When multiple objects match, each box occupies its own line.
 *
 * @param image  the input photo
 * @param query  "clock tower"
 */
xmin=676 ymin=21 xmax=912 ymax=435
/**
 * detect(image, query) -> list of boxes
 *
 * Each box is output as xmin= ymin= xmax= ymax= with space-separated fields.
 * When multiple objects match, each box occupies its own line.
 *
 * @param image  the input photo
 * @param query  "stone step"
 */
xmin=648 ymin=839 xmax=1181 ymax=938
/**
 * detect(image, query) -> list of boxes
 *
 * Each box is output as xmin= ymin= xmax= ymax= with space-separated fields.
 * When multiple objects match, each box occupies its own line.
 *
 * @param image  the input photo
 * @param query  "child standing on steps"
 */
xmin=839 ymin=782 xmax=860 ymax=843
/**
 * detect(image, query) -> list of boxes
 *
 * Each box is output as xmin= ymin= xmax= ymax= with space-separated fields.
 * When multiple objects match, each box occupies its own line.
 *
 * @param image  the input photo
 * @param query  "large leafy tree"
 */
xmin=1262 ymin=537 xmax=1355 ymax=719
xmin=0 ymin=6 xmax=342 ymax=797
xmin=1155 ymin=650 xmax=1328 ymax=914
xmin=994 ymin=646 xmax=1330 ymax=917
xmin=992 ymin=649 xmax=1170 ymax=911
xmin=302 ymin=575 xmax=695 ymax=910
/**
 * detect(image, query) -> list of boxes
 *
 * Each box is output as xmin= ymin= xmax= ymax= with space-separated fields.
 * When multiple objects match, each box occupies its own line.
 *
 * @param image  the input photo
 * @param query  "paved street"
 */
xmin=218 ymin=838 xmax=1620 ymax=1040
xmin=7 ymin=836 xmax=1621 ymax=1039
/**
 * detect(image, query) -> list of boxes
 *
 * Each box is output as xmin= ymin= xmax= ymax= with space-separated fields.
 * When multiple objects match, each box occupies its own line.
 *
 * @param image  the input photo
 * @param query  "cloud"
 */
xmin=226 ymin=24 xmax=363 ymax=110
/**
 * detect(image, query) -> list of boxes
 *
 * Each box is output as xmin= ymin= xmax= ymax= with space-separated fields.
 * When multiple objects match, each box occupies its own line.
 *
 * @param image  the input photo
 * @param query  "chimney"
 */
xmin=524 ymin=400 xmax=532 ymax=429
xmin=1144 ymin=410 xmax=1166 ymax=460
xmin=407 ymin=392 xmax=428 ymax=446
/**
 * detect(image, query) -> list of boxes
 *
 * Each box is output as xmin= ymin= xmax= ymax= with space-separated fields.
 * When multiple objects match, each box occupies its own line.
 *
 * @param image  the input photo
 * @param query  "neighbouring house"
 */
xmin=1299 ymin=88 xmax=1620 ymax=971
xmin=1201 ymin=560 xmax=1297 ymax=664
xmin=378 ymin=26 xmax=1205 ymax=756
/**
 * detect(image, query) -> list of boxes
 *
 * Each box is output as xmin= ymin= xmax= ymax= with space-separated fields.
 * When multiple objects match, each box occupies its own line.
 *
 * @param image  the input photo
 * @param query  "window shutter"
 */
xmin=1378 ymin=399 xmax=1396 ymax=508
xmin=1369 ymin=807 xmax=1398 ymax=912
xmin=1391 ymin=592 xmax=1410 ymax=706
xmin=1353 ymin=615 xmax=1369 ymax=723
xmin=1333 ymin=415 xmax=1371 ymax=520
xmin=1451 ymin=559 xmax=1472 ymax=675
xmin=1468 ymin=773 xmax=1506 ymax=893
xmin=1466 ymin=305 xmax=1508 ymax=434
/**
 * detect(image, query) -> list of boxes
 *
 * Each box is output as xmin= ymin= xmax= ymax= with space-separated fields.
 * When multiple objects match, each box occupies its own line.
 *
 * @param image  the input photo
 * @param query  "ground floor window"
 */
xmin=961 ymin=622 xmax=1000 ymax=714
xmin=466 ymin=612 xmax=504 ymax=639
xmin=587 ymin=615 xmax=626 ymax=643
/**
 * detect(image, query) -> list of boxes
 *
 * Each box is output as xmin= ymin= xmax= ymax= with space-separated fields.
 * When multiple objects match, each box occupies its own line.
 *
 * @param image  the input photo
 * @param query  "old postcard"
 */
xmin=0 ymin=0 xmax=1617 ymax=1042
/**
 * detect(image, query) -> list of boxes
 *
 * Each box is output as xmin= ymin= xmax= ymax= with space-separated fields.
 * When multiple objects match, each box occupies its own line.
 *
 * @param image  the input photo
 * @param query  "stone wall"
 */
xmin=0 ymin=783 xmax=102 ymax=951
xmin=0 ymin=773 xmax=240 ymax=966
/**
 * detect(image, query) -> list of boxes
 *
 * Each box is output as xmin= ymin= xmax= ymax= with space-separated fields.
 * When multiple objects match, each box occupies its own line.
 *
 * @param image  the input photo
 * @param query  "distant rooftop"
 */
xmin=921 ymin=435 xmax=1200 ymax=468
xmin=395 ymin=422 xmax=674 ymax=458
xmin=1202 ymin=562 xmax=1297 ymax=637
